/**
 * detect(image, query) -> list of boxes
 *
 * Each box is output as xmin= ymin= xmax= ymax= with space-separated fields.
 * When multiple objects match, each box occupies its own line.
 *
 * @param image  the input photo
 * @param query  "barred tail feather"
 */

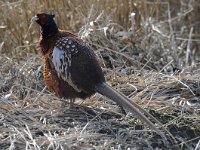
xmin=95 ymin=82 xmax=172 ymax=142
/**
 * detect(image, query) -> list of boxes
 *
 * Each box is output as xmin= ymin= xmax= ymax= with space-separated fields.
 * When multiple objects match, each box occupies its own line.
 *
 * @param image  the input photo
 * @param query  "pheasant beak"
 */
xmin=32 ymin=15 xmax=39 ymax=22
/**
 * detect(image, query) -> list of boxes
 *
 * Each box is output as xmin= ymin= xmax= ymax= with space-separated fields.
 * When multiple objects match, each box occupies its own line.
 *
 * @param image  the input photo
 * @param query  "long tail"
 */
xmin=95 ymin=82 xmax=177 ymax=143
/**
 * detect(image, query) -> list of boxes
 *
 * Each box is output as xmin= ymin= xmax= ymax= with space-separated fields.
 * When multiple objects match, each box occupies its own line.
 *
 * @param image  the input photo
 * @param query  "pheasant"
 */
xmin=32 ymin=13 xmax=168 ymax=137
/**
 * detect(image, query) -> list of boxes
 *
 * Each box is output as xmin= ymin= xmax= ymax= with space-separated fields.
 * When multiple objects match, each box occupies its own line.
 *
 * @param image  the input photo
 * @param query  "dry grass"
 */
xmin=1 ymin=0 xmax=200 ymax=149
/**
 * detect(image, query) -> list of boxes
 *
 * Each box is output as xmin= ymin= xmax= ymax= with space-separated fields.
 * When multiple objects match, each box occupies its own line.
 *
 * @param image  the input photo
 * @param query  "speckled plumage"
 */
xmin=40 ymin=30 xmax=105 ymax=99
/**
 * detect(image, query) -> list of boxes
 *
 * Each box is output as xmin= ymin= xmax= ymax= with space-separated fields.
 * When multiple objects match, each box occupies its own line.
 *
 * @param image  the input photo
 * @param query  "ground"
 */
xmin=0 ymin=0 xmax=200 ymax=149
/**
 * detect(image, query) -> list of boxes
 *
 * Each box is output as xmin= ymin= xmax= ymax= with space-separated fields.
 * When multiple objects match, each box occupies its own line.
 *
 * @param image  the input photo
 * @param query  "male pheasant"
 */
xmin=32 ymin=13 xmax=164 ymax=135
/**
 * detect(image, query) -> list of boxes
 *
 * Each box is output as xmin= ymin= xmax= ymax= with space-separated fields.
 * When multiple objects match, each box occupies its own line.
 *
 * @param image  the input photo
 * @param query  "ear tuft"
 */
xmin=50 ymin=13 xmax=55 ymax=18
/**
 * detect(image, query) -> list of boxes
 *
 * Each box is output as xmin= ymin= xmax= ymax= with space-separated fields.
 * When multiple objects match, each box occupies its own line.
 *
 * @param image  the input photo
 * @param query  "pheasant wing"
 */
xmin=52 ymin=36 xmax=105 ymax=94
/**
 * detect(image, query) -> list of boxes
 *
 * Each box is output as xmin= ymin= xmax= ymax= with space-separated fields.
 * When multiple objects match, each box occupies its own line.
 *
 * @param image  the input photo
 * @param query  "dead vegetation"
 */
xmin=0 ymin=0 xmax=200 ymax=149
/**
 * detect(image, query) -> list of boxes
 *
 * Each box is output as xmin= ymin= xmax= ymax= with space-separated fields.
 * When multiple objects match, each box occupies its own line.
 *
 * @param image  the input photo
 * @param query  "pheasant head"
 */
xmin=32 ymin=13 xmax=58 ymax=37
